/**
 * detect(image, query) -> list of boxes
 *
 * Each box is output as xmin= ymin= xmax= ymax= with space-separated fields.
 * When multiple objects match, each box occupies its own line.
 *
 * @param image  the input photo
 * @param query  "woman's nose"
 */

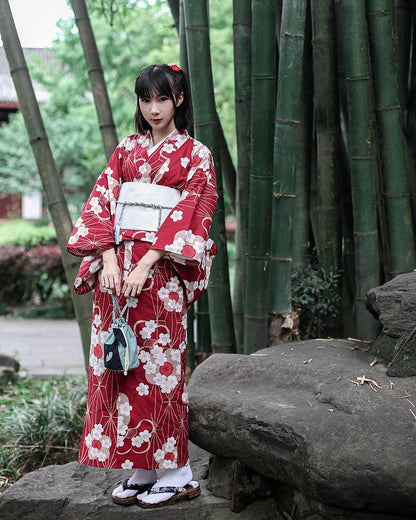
xmin=150 ymin=103 xmax=159 ymax=115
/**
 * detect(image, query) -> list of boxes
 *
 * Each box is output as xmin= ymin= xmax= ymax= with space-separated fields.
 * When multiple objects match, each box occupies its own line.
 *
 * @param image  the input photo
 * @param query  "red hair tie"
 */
xmin=169 ymin=63 xmax=181 ymax=72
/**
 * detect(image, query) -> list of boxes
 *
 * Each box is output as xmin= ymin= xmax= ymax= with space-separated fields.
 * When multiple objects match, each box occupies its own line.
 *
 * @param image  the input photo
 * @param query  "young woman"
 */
xmin=67 ymin=63 xmax=217 ymax=508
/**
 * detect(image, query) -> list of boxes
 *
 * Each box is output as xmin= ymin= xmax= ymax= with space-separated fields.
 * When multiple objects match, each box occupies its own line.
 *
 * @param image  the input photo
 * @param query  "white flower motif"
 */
xmin=139 ymin=430 xmax=151 ymax=443
xmin=170 ymin=210 xmax=183 ymax=222
xmin=136 ymin=383 xmax=149 ymax=396
xmin=158 ymin=333 xmax=171 ymax=346
xmin=93 ymin=313 xmax=102 ymax=328
xmin=85 ymin=424 xmax=111 ymax=462
xmin=139 ymin=350 xmax=151 ymax=363
xmin=182 ymin=391 xmax=189 ymax=404
xmin=119 ymin=137 xmax=136 ymax=151
xmin=139 ymin=163 xmax=151 ymax=176
xmin=140 ymin=320 xmax=157 ymax=339
xmin=171 ymin=350 xmax=181 ymax=362
xmin=143 ymin=361 xmax=157 ymax=374
xmin=179 ymin=341 xmax=186 ymax=354
xmin=118 ymin=401 xmax=133 ymax=416
xmin=162 ymin=143 xmax=175 ymax=154
xmin=180 ymin=157 xmax=190 ymax=168
xmin=121 ymin=460 xmax=133 ymax=469
xmin=127 ymin=297 xmax=138 ymax=308
xmin=104 ymin=166 xmax=113 ymax=176
xmin=145 ymin=231 xmax=156 ymax=242
xmin=153 ymin=437 xmax=178 ymax=469
xmin=88 ymin=197 xmax=102 ymax=216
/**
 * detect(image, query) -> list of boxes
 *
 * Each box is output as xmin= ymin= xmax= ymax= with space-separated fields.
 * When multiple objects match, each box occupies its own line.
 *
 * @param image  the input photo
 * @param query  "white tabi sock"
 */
xmin=112 ymin=468 xmax=157 ymax=499
xmin=139 ymin=463 xmax=193 ymax=505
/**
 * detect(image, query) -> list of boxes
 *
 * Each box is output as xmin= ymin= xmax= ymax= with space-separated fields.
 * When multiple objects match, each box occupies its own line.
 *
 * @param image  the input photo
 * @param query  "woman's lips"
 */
xmin=151 ymin=119 xmax=162 ymax=124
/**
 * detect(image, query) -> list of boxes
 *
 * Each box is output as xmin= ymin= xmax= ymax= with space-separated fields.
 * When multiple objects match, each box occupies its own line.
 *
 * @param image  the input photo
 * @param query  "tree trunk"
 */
xmin=244 ymin=0 xmax=277 ymax=354
xmin=367 ymin=0 xmax=416 ymax=277
xmin=70 ymin=0 xmax=118 ymax=160
xmin=0 ymin=0 xmax=92 ymax=370
xmin=232 ymin=0 xmax=251 ymax=353
xmin=269 ymin=0 xmax=307 ymax=330
xmin=336 ymin=0 xmax=380 ymax=339
xmin=184 ymin=0 xmax=235 ymax=353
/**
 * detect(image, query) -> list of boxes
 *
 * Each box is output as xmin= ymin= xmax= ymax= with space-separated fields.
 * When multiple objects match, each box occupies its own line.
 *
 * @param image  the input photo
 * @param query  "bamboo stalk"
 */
xmin=336 ymin=0 xmax=380 ymax=339
xmin=406 ymin=3 xmax=416 ymax=229
xmin=0 ymin=0 xmax=92 ymax=369
xmin=367 ymin=0 xmax=416 ymax=276
xmin=292 ymin=3 xmax=313 ymax=269
xmin=244 ymin=0 xmax=277 ymax=353
xmin=393 ymin=0 xmax=412 ymax=113
xmin=269 ymin=0 xmax=307 ymax=322
xmin=69 ymin=0 xmax=118 ymax=161
xmin=232 ymin=0 xmax=251 ymax=352
xmin=310 ymin=0 xmax=341 ymax=273
xmin=184 ymin=0 xmax=235 ymax=353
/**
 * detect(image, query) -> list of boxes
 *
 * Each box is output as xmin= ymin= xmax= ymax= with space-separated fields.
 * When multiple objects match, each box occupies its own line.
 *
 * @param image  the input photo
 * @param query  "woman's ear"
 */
xmin=176 ymin=92 xmax=184 ymax=107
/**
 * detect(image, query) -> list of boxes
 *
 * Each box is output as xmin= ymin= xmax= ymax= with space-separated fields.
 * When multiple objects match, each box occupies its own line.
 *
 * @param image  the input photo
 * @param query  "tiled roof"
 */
xmin=0 ymin=47 xmax=54 ymax=104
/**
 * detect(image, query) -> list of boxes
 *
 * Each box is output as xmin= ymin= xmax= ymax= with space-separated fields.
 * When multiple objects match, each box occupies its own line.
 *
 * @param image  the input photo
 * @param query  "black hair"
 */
xmin=134 ymin=64 xmax=193 ymax=134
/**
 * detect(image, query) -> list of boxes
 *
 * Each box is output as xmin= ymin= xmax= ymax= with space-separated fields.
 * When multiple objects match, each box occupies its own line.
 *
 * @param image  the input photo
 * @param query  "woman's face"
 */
xmin=138 ymin=90 xmax=183 ymax=139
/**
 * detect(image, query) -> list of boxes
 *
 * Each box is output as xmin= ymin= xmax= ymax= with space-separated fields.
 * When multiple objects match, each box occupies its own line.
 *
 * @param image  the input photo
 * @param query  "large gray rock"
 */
xmin=366 ymin=272 xmax=416 ymax=375
xmin=188 ymin=340 xmax=416 ymax=517
xmin=366 ymin=271 xmax=416 ymax=337
xmin=0 ymin=443 xmax=280 ymax=520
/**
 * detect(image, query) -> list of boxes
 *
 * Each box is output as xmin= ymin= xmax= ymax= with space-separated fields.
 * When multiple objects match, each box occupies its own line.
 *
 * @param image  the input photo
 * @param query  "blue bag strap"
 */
xmin=111 ymin=293 xmax=130 ymax=322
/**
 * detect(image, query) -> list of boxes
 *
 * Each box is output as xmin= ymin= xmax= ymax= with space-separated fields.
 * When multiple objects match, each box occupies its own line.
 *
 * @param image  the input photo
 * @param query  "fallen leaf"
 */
xmin=303 ymin=358 xmax=313 ymax=364
xmin=370 ymin=359 xmax=378 ymax=367
xmin=274 ymin=403 xmax=295 ymax=409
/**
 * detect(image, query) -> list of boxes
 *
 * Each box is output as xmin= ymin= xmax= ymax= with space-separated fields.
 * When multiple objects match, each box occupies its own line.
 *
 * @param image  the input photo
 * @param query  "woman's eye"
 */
xmin=160 ymin=97 xmax=168 ymax=102
xmin=140 ymin=98 xmax=149 ymax=103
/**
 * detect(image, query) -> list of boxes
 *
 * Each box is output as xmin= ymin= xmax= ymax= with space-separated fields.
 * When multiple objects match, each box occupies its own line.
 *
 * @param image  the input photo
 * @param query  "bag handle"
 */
xmin=111 ymin=292 xmax=130 ymax=322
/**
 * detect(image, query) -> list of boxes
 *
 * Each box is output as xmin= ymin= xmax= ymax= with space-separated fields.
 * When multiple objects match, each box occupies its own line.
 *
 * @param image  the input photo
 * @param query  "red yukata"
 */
xmin=67 ymin=129 xmax=217 ymax=470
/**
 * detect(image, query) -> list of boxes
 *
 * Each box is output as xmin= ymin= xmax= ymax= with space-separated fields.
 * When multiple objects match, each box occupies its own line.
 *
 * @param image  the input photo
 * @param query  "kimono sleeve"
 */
xmin=67 ymin=142 xmax=125 ymax=258
xmin=150 ymin=141 xmax=218 ymax=266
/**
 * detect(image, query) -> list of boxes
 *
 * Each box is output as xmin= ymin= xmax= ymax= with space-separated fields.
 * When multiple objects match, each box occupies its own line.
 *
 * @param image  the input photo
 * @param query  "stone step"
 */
xmin=0 ymin=444 xmax=280 ymax=520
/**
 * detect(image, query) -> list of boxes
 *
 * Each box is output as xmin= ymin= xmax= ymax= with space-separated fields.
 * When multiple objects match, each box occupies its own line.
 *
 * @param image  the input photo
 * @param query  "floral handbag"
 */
xmin=103 ymin=293 xmax=139 ymax=375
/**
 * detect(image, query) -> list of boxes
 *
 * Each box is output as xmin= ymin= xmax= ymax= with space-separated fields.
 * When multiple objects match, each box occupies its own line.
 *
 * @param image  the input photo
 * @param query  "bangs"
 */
xmin=135 ymin=66 xmax=174 ymax=100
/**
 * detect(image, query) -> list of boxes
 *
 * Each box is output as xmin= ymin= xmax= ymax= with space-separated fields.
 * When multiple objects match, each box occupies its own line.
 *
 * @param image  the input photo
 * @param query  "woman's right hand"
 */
xmin=101 ymin=248 xmax=121 ymax=295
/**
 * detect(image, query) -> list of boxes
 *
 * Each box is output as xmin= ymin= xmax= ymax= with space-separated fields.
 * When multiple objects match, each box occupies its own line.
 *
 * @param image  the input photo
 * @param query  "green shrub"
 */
xmin=0 ymin=219 xmax=56 ymax=247
xmin=0 ymin=244 xmax=68 ymax=308
xmin=0 ymin=376 xmax=87 ymax=487
xmin=292 ymin=252 xmax=342 ymax=339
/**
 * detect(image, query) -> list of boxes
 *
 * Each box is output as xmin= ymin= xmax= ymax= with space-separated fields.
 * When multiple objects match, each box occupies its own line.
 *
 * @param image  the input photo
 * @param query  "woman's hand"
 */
xmin=122 ymin=249 xmax=165 ymax=298
xmin=101 ymin=248 xmax=121 ymax=295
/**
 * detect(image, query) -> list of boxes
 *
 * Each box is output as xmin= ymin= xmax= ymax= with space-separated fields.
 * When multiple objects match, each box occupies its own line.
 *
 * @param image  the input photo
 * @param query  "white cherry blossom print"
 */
xmin=140 ymin=320 xmax=157 ymax=339
xmin=116 ymin=393 xmax=132 ymax=448
xmin=170 ymin=210 xmax=183 ymax=222
xmin=153 ymin=437 xmax=178 ymax=469
xmin=143 ymin=346 xmax=182 ymax=394
xmin=158 ymin=277 xmax=184 ymax=312
xmin=136 ymin=383 xmax=149 ymax=396
xmin=180 ymin=157 xmax=190 ymax=168
xmin=85 ymin=424 xmax=112 ymax=462
xmin=131 ymin=429 xmax=152 ymax=448
xmin=138 ymin=162 xmax=152 ymax=180
xmin=121 ymin=459 xmax=134 ymax=469
xmin=88 ymin=197 xmax=103 ymax=216
xmin=162 ymin=142 xmax=175 ymax=154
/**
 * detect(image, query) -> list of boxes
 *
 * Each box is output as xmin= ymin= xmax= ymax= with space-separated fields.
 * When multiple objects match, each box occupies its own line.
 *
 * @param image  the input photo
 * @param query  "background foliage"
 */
xmin=0 ymin=0 xmax=235 ymax=214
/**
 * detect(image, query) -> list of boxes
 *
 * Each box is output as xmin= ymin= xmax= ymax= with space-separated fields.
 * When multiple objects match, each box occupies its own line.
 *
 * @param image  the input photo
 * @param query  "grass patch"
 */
xmin=0 ymin=375 xmax=87 ymax=489
xmin=0 ymin=219 xmax=56 ymax=247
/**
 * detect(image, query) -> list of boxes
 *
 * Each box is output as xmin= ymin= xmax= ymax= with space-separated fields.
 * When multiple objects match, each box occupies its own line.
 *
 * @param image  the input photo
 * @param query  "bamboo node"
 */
xmin=270 ymin=256 xmax=292 ymax=264
xmin=383 ymin=192 xmax=410 ymax=198
xmin=273 ymin=192 xmax=296 ymax=199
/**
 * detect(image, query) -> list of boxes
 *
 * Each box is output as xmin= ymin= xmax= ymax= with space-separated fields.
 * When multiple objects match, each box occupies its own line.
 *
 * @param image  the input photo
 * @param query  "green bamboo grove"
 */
xmin=224 ymin=0 xmax=416 ymax=349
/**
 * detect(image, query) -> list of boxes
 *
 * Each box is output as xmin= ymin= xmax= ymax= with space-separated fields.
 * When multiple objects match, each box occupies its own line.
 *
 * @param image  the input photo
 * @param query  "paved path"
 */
xmin=0 ymin=318 xmax=85 ymax=376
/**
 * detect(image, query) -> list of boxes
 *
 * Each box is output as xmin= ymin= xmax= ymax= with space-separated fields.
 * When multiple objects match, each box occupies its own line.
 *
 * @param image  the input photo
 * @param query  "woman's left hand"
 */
xmin=121 ymin=249 xmax=165 ymax=298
